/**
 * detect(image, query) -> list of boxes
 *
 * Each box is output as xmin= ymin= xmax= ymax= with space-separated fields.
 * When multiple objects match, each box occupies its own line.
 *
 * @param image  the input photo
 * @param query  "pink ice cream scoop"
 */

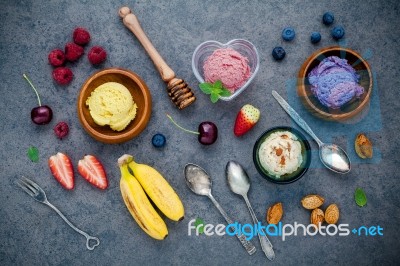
xmin=203 ymin=48 xmax=251 ymax=92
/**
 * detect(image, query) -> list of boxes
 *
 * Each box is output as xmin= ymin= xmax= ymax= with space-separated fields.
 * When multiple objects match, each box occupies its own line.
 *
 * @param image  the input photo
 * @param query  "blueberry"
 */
xmin=152 ymin=133 xmax=166 ymax=148
xmin=272 ymin=47 xmax=286 ymax=61
xmin=331 ymin=26 xmax=345 ymax=40
xmin=322 ymin=12 xmax=334 ymax=25
xmin=282 ymin=27 xmax=295 ymax=41
xmin=310 ymin=32 xmax=321 ymax=44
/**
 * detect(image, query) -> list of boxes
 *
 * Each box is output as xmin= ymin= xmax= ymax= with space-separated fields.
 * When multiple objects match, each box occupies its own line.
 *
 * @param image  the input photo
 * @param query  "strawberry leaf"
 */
xmin=199 ymin=80 xmax=231 ymax=103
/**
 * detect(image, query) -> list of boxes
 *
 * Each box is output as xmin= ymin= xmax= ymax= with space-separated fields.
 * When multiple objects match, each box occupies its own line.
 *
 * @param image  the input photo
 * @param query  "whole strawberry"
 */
xmin=234 ymin=104 xmax=260 ymax=137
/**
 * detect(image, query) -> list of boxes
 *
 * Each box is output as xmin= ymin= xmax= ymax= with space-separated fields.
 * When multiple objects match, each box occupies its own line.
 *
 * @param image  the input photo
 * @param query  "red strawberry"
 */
xmin=78 ymin=155 xmax=108 ymax=189
xmin=48 ymin=152 xmax=74 ymax=189
xmin=233 ymin=104 xmax=260 ymax=137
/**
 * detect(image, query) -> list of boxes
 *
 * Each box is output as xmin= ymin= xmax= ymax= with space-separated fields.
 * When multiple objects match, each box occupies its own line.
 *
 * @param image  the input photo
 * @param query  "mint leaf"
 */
xmin=199 ymin=83 xmax=213 ymax=94
xmin=214 ymin=80 xmax=222 ymax=89
xmin=27 ymin=146 xmax=39 ymax=162
xmin=219 ymin=88 xmax=232 ymax=97
xmin=355 ymin=188 xmax=367 ymax=207
xmin=194 ymin=218 xmax=205 ymax=234
xmin=199 ymin=80 xmax=231 ymax=103
xmin=210 ymin=93 xmax=219 ymax=103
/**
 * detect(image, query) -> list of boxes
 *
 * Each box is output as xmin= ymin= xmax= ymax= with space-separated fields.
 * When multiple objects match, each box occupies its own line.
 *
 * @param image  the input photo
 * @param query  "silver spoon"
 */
xmin=184 ymin=163 xmax=256 ymax=255
xmin=226 ymin=161 xmax=275 ymax=261
xmin=272 ymin=90 xmax=351 ymax=174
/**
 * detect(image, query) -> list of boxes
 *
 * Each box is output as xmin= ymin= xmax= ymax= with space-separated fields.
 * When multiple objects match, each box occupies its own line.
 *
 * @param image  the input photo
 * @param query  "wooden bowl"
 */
xmin=77 ymin=68 xmax=152 ymax=144
xmin=297 ymin=46 xmax=372 ymax=121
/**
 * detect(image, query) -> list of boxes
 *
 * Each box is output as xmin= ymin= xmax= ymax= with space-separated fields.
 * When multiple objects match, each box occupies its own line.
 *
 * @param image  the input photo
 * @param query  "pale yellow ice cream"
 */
xmin=258 ymin=131 xmax=303 ymax=178
xmin=86 ymin=82 xmax=137 ymax=131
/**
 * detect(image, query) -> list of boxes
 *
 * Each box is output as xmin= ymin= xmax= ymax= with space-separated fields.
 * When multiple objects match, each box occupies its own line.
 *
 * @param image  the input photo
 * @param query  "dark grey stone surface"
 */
xmin=1 ymin=0 xmax=399 ymax=265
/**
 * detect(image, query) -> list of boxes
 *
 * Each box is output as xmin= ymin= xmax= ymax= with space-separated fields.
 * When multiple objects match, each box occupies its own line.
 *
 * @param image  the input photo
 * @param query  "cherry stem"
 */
xmin=23 ymin=74 xmax=42 ymax=106
xmin=166 ymin=114 xmax=199 ymax=135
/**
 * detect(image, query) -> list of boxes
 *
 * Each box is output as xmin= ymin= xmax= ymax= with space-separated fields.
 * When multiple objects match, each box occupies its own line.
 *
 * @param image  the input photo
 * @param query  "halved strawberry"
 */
xmin=78 ymin=155 xmax=108 ymax=189
xmin=234 ymin=104 xmax=260 ymax=137
xmin=48 ymin=152 xmax=74 ymax=189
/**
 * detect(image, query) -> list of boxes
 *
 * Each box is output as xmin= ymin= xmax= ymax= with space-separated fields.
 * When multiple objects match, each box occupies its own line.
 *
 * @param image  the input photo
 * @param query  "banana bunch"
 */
xmin=118 ymin=154 xmax=185 ymax=240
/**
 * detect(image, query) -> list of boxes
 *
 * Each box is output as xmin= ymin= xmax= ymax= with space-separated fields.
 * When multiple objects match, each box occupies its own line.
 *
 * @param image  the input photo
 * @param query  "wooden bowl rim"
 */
xmin=297 ymin=46 xmax=372 ymax=120
xmin=77 ymin=68 xmax=152 ymax=144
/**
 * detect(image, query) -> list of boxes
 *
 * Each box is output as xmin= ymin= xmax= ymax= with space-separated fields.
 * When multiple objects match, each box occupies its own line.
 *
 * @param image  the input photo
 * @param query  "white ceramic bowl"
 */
xmin=192 ymin=39 xmax=259 ymax=101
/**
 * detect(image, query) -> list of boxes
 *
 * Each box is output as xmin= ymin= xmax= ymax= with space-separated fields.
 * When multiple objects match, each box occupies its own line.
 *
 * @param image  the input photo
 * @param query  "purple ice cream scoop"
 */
xmin=308 ymin=56 xmax=364 ymax=109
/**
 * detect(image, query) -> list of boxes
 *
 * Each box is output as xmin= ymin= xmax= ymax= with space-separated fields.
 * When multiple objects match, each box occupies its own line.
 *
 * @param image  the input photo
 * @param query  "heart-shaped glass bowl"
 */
xmin=192 ymin=39 xmax=259 ymax=101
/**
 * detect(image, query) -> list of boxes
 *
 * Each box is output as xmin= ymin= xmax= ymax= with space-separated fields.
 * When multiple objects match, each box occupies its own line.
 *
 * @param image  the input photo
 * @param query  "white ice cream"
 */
xmin=258 ymin=131 xmax=303 ymax=178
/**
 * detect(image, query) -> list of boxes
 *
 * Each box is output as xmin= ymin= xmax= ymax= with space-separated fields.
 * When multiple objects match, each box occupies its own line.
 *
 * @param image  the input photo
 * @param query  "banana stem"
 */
xmin=119 ymin=163 xmax=131 ymax=177
xmin=23 ymin=73 xmax=42 ymax=106
xmin=166 ymin=114 xmax=199 ymax=135
xmin=118 ymin=154 xmax=133 ymax=167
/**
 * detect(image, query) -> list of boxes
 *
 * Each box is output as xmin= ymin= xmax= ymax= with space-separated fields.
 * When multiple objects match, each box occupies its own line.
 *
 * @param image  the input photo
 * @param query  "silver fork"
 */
xmin=15 ymin=176 xmax=100 ymax=250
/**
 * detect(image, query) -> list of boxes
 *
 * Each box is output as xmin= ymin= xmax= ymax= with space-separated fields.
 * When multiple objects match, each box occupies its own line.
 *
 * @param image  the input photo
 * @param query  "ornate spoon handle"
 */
xmin=272 ymin=90 xmax=323 ymax=146
xmin=208 ymin=193 xmax=256 ymax=255
xmin=243 ymin=195 xmax=275 ymax=260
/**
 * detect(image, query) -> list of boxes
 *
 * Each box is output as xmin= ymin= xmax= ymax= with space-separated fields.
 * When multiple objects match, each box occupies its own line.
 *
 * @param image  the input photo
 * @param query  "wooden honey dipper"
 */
xmin=119 ymin=7 xmax=196 ymax=110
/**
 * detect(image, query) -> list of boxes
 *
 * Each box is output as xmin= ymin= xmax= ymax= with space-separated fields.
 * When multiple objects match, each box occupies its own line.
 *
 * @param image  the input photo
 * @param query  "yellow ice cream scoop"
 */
xmin=86 ymin=82 xmax=138 ymax=131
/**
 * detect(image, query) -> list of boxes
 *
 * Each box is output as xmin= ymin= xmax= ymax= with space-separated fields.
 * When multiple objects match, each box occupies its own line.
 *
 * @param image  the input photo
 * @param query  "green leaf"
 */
xmin=213 ymin=88 xmax=223 ymax=94
xmin=210 ymin=93 xmax=219 ymax=103
xmin=355 ymin=188 xmax=367 ymax=207
xmin=219 ymin=88 xmax=232 ymax=97
xmin=194 ymin=218 xmax=205 ymax=234
xmin=214 ymin=80 xmax=222 ymax=89
xmin=199 ymin=80 xmax=231 ymax=103
xmin=199 ymin=83 xmax=213 ymax=94
xmin=27 ymin=146 xmax=39 ymax=162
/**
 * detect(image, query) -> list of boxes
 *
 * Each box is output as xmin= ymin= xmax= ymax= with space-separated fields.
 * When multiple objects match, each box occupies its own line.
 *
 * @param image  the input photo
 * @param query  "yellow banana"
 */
xmin=125 ymin=155 xmax=185 ymax=222
xmin=119 ymin=155 xmax=168 ymax=240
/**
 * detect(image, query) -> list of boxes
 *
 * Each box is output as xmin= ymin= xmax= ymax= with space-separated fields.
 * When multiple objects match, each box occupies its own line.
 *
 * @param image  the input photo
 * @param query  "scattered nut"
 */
xmin=325 ymin=204 xmax=339 ymax=224
xmin=355 ymin=133 xmax=373 ymax=159
xmin=301 ymin=195 xmax=324 ymax=210
xmin=266 ymin=202 xmax=283 ymax=224
xmin=311 ymin=208 xmax=324 ymax=227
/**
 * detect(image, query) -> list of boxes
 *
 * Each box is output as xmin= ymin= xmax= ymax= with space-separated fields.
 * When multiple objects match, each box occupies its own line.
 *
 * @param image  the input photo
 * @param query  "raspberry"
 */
xmin=54 ymin=122 xmax=69 ymax=139
xmin=52 ymin=67 xmax=73 ymax=85
xmin=65 ymin=42 xmax=84 ymax=62
xmin=73 ymin=27 xmax=91 ymax=46
xmin=48 ymin=49 xmax=66 ymax=67
xmin=88 ymin=46 xmax=107 ymax=65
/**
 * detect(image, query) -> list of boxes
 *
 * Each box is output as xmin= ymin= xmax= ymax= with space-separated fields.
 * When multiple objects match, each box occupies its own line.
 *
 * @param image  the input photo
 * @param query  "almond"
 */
xmin=266 ymin=202 xmax=283 ymax=224
xmin=325 ymin=204 xmax=339 ymax=224
xmin=301 ymin=195 xmax=324 ymax=210
xmin=355 ymin=133 xmax=373 ymax=159
xmin=311 ymin=208 xmax=324 ymax=227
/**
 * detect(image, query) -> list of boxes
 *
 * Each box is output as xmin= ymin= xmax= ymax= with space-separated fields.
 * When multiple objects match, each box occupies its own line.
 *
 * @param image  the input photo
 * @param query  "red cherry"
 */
xmin=31 ymin=105 xmax=53 ymax=125
xmin=23 ymin=74 xmax=53 ymax=125
xmin=198 ymin=122 xmax=218 ymax=145
xmin=167 ymin=114 xmax=218 ymax=145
